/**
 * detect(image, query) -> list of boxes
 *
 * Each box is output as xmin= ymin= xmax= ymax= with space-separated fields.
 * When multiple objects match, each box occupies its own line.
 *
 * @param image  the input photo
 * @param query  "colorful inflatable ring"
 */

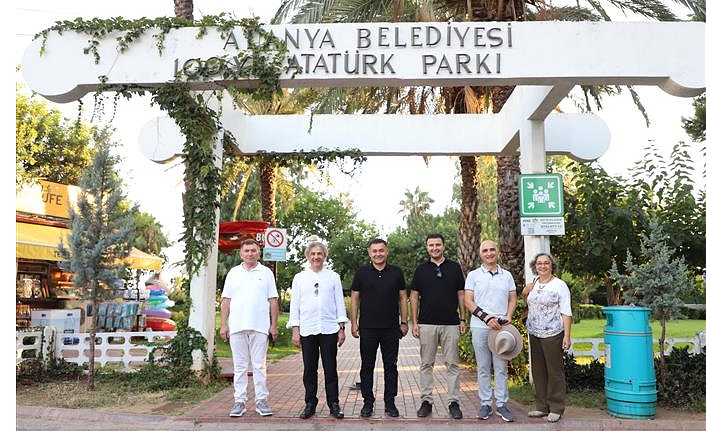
xmin=145 ymin=317 xmax=177 ymax=331
xmin=148 ymin=289 xmax=166 ymax=296
xmin=147 ymin=295 xmax=169 ymax=303
xmin=143 ymin=309 xmax=172 ymax=318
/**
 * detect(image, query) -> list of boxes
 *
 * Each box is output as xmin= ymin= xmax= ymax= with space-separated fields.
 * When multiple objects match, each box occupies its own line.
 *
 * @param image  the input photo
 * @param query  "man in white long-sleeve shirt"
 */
xmin=287 ymin=241 xmax=348 ymax=420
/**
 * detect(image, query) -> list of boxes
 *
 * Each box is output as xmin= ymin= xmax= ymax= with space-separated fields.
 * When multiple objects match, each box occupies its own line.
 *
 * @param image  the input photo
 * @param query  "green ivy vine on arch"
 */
xmin=33 ymin=15 xmax=366 ymax=281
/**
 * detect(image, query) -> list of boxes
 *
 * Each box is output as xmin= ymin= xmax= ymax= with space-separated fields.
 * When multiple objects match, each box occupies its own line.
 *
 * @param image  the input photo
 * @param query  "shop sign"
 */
xmin=16 ymin=180 xmax=80 ymax=219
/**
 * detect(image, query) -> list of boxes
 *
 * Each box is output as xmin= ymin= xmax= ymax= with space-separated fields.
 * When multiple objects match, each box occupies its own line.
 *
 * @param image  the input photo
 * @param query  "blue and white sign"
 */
xmin=263 ymin=228 xmax=287 ymax=262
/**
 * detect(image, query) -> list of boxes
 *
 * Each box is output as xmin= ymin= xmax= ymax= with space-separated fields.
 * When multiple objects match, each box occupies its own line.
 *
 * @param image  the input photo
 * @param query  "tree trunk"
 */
xmin=259 ymin=162 xmax=278 ymax=279
xmin=496 ymin=154 xmax=524 ymax=287
xmin=259 ymin=163 xmax=276 ymax=227
xmin=87 ymin=281 xmax=97 ymax=390
xmin=459 ymin=156 xmax=482 ymax=273
xmin=173 ymin=0 xmax=193 ymax=21
xmin=491 ymin=86 xmax=525 ymax=288
xmin=444 ymin=86 xmax=482 ymax=274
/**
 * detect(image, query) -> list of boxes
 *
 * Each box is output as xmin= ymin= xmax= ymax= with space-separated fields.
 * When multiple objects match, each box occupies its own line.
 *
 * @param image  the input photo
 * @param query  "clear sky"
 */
xmin=14 ymin=0 xmax=705 ymax=278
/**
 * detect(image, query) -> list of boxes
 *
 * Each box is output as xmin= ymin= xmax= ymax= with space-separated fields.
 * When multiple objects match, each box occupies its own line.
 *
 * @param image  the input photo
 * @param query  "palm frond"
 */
xmin=527 ymin=6 xmax=603 ymax=21
xmin=602 ymin=0 xmax=678 ymax=20
xmin=670 ymin=0 xmax=706 ymax=18
xmin=585 ymin=0 xmax=613 ymax=20
xmin=627 ymin=85 xmax=650 ymax=127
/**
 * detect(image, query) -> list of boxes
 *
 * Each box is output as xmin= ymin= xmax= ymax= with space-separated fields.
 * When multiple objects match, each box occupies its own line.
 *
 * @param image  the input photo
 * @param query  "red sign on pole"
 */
xmin=218 ymin=221 xmax=269 ymax=253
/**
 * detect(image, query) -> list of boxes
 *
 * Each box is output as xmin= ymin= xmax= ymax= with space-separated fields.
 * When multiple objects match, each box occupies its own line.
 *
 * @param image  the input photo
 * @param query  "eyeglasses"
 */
xmin=314 ymin=282 xmax=319 ymax=296
xmin=435 ymin=267 xmax=442 ymax=278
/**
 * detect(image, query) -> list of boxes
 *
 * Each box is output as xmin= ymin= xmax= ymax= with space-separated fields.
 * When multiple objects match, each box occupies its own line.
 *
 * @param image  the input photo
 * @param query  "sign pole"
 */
xmin=520 ymin=118 xmax=551 ymax=284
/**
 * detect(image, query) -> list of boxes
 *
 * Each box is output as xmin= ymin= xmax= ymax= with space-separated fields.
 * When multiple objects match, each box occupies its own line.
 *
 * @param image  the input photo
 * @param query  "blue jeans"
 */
xmin=471 ymin=327 xmax=509 ymax=406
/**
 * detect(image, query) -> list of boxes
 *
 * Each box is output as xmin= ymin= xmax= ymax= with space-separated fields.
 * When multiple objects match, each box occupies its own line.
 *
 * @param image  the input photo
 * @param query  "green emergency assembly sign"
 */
xmin=519 ymin=174 xmax=564 ymax=217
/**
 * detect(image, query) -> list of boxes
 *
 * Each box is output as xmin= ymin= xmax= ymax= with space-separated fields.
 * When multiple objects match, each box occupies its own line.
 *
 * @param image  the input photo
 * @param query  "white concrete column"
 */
xmin=519 ymin=118 xmax=552 ymax=283
xmin=187 ymin=132 xmax=223 ymax=368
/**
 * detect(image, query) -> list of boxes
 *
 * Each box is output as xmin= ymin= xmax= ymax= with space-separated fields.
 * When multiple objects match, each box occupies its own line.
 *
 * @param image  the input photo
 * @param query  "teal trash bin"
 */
xmin=603 ymin=306 xmax=657 ymax=419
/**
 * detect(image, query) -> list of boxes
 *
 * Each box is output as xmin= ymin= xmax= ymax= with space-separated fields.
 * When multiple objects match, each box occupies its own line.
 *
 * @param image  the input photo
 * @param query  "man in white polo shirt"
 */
xmin=464 ymin=239 xmax=517 ymax=422
xmin=220 ymin=238 xmax=279 ymax=418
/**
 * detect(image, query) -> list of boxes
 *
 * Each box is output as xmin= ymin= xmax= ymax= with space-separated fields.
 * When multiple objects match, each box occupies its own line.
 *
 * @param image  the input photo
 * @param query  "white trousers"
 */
xmin=229 ymin=330 xmax=269 ymax=402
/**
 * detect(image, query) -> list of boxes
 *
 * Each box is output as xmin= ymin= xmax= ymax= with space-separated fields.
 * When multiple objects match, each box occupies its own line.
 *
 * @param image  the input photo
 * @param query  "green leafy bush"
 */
xmin=681 ymin=305 xmax=706 ymax=320
xmin=564 ymin=353 xmax=605 ymax=391
xmin=459 ymin=307 xmax=530 ymax=384
xmin=656 ymin=346 xmax=706 ymax=410
xmin=16 ymin=356 xmax=85 ymax=385
xmin=128 ymin=320 xmax=221 ymax=390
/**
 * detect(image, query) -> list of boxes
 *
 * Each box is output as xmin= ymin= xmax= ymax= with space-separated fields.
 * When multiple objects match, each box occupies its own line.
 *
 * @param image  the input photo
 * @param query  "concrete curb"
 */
xmin=16 ymin=406 xmax=706 ymax=431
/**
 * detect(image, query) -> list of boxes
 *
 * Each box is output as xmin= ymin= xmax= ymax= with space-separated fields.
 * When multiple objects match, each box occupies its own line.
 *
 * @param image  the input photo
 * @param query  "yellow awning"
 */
xmin=16 ymin=222 xmax=163 ymax=270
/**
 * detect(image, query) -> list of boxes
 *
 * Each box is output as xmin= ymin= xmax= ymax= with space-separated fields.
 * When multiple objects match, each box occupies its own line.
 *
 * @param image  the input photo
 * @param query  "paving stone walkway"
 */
xmin=180 ymin=328 xmax=529 ymax=423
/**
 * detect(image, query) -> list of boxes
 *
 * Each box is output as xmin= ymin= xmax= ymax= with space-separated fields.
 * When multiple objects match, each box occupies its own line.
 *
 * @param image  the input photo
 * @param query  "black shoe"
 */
xmin=417 ymin=400 xmax=432 ymax=417
xmin=360 ymin=402 xmax=374 ymax=417
xmin=329 ymin=402 xmax=344 ymax=419
xmin=299 ymin=402 xmax=316 ymax=419
xmin=385 ymin=402 xmax=400 ymax=417
xmin=448 ymin=401 xmax=463 ymax=419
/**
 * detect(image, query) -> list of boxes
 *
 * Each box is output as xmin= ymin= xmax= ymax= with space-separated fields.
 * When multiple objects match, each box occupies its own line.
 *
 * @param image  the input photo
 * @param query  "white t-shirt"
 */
xmin=286 ymin=267 xmax=348 ymax=337
xmin=526 ymin=277 xmax=572 ymax=338
xmin=222 ymin=262 xmax=277 ymax=335
xmin=464 ymin=265 xmax=516 ymax=328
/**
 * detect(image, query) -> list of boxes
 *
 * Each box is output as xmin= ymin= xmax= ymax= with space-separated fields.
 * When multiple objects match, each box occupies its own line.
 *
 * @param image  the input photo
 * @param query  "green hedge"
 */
xmin=577 ymin=304 xmax=605 ymax=320
xmin=563 ymin=347 xmax=706 ymax=411
xmin=656 ymin=346 xmax=706 ymax=410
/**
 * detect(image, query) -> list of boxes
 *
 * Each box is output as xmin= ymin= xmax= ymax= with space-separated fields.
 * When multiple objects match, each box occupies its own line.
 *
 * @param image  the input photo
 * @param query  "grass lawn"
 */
xmin=572 ymin=318 xmax=705 ymax=339
xmin=571 ymin=319 xmax=705 ymax=355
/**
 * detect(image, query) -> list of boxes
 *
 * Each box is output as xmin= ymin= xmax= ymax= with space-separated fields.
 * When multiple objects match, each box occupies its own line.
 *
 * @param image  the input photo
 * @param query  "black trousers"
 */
xmin=301 ymin=332 xmax=339 ymax=407
xmin=359 ymin=327 xmax=400 ymax=405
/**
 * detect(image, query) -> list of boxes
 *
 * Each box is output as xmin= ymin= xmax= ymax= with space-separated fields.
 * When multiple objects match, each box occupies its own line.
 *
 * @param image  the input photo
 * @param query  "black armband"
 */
xmin=472 ymin=306 xmax=491 ymax=323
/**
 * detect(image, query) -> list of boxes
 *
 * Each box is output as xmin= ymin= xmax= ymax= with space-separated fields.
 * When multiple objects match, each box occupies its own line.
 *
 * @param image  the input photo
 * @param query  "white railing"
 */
xmin=16 ymin=327 xmax=177 ymax=370
xmin=16 ymin=327 xmax=51 ymax=364
xmin=18 ymin=328 xmax=705 ymax=367
xmin=569 ymin=331 xmax=706 ymax=360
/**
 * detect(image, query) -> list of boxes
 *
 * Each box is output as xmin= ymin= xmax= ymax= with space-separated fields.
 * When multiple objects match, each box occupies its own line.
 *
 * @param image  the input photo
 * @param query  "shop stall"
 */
xmin=16 ymin=180 xmax=163 ymax=332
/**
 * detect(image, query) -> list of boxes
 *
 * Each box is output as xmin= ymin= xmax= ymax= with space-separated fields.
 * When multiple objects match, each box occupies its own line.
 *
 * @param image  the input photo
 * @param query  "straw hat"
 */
xmin=488 ymin=323 xmax=523 ymax=360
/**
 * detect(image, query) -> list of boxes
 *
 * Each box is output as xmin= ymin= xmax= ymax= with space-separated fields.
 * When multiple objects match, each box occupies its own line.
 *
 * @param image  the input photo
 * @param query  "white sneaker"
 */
xmin=229 ymin=402 xmax=246 ymax=417
xmin=256 ymin=399 xmax=273 ymax=416
xmin=547 ymin=412 xmax=562 ymax=422
xmin=528 ymin=410 xmax=548 ymax=418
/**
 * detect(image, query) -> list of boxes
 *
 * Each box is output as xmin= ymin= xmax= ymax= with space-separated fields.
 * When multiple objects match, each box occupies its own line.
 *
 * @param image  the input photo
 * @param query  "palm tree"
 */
xmin=274 ymin=0 xmax=700 ymax=284
xmin=274 ymin=1 xmax=488 ymax=274
xmin=224 ymin=89 xmax=309 ymax=225
xmin=399 ymin=186 xmax=435 ymax=223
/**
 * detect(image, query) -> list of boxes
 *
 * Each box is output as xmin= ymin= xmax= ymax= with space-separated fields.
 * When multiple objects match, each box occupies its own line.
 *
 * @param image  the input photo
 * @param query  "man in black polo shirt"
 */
xmin=350 ymin=238 xmax=409 ymax=418
xmin=410 ymin=233 xmax=467 ymax=420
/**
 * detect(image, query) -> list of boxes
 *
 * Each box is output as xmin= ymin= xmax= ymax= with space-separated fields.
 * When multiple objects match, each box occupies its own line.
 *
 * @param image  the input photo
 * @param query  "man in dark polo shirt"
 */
xmin=410 ymin=233 xmax=467 ymax=420
xmin=350 ymin=238 xmax=409 ymax=418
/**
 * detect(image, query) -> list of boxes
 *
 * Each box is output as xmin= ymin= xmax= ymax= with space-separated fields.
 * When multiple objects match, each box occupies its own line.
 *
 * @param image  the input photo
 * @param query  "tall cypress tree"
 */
xmin=58 ymin=131 xmax=136 ymax=389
